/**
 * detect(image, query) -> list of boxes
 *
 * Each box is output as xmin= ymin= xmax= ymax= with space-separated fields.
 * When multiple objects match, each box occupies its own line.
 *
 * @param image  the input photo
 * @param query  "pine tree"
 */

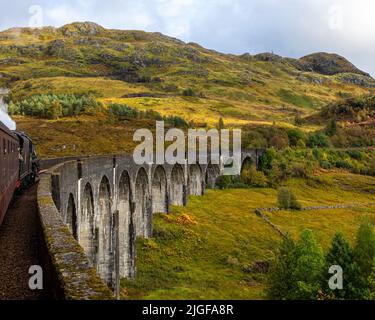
xmin=267 ymin=234 xmax=297 ymax=299
xmin=291 ymin=229 xmax=324 ymax=300
xmin=323 ymin=232 xmax=366 ymax=299
xmin=367 ymin=258 xmax=375 ymax=300
xmin=354 ymin=218 xmax=375 ymax=279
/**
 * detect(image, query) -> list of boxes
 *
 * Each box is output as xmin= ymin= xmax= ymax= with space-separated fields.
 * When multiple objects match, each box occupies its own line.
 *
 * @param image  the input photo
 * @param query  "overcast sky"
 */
xmin=0 ymin=0 xmax=374 ymax=76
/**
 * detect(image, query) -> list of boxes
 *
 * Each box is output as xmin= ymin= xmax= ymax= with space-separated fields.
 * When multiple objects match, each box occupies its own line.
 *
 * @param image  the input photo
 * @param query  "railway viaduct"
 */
xmin=37 ymin=149 xmax=263 ymax=298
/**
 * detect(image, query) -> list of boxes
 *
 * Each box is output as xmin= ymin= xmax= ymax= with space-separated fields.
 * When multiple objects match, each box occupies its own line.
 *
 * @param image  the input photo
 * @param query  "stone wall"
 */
xmin=37 ymin=167 xmax=113 ymax=299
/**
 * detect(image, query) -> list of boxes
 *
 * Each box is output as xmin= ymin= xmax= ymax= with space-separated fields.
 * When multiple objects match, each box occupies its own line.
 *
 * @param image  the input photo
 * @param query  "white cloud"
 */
xmin=0 ymin=0 xmax=374 ymax=76
xmin=45 ymin=4 xmax=86 ymax=25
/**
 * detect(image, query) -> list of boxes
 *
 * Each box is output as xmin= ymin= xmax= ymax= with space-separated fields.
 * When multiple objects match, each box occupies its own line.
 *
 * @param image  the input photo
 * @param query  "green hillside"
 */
xmin=1 ymin=22 xmax=374 ymax=129
xmin=122 ymin=171 xmax=375 ymax=299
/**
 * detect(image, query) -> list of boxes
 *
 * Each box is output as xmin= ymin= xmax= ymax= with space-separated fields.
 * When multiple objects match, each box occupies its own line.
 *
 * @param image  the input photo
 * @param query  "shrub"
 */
xmin=182 ymin=88 xmax=195 ymax=97
xmin=369 ymin=157 xmax=375 ymax=176
xmin=258 ymin=148 xmax=276 ymax=173
xmin=108 ymin=103 xmax=188 ymax=127
xmin=215 ymin=175 xmax=234 ymax=189
xmin=287 ymin=128 xmax=305 ymax=147
xmin=215 ymin=175 xmax=247 ymax=189
xmin=108 ymin=103 xmax=138 ymax=118
xmin=307 ymin=132 xmax=330 ymax=148
xmin=164 ymin=115 xmax=188 ymax=128
xmin=347 ymin=150 xmax=364 ymax=160
xmin=45 ymin=100 xmax=63 ymax=119
xmin=294 ymin=113 xmax=305 ymax=126
xmin=241 ymin=166 xmax=268 ymax=187
xmin=270 ymin=135 xmax=289 ymax=149
xmin=277 ymin=187 xmax=302 ymax=210
xmin=325 ymin=119 xmax=337 ymax=137
xmin=335 ymin=159 xmax=352 ymax=170
xmin=319 ymin=160 xmax=332 ymax=170
xmin=291 ymin=163 xmax=309 ymax=178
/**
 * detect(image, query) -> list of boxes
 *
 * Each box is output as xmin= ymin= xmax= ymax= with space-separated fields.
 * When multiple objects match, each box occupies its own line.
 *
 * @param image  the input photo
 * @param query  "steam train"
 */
xmin=0 ymin=120 xmax=39 ymax=225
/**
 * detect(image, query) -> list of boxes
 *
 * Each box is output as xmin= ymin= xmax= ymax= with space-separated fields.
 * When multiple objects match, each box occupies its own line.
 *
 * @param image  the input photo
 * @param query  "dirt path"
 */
xmin=0 ymin=184 xmax=44 ymax=300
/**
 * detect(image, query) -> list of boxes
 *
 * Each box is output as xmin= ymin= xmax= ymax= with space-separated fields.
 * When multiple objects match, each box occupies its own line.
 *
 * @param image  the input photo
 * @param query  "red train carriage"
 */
xmin=0 ymin=121 xmax=19 ymax=225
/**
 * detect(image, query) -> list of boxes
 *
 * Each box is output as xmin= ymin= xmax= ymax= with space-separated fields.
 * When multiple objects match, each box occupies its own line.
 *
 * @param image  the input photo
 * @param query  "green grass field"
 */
xmin=121 ymin=171 xmax=375 ymax=300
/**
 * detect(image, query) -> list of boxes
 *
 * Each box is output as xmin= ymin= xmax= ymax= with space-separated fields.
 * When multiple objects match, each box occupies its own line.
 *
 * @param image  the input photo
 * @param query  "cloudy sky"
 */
xmin=0 ymin=0 xmax=374 ymax=76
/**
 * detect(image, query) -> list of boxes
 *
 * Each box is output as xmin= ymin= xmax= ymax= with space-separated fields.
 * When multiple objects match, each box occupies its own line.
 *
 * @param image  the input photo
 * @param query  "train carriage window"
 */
xmin=3 ymin=138 xmax=5 ymax=154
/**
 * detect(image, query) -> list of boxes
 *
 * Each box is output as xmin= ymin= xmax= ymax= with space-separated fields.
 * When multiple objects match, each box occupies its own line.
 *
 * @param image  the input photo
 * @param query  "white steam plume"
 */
xmin=0 ymin=88 xmax=16 ymax=130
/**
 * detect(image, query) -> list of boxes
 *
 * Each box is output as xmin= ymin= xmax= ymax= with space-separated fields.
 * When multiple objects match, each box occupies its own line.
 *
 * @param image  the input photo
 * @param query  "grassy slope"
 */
xmin=1 ymin=23 xmax=373 ymax=157
xmin=1 ymin=23 xmax=374 ymax=129
xmin=14 ymin=115 xmax=147 ymax=158
xmin=122 ymin=171 xmax=375 ymax=300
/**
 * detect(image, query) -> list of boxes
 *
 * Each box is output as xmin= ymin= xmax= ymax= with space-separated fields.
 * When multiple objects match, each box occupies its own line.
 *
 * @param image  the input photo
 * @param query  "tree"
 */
xmin=369 ymin=157 xmax=375 ymax=176
xmin=368 ymin=258 xmax=375 ymax=299
xmin=270 ymin=135 xmax=289 ymax=150
xmin=325 ymin=118 xmax=337 ymax=137
xmin=292 ymin=229 xmax=324 ymax=300
xmin=267 ymin=234 xmax=297 ymax=299
xmin=323 ymin=232 xmax=366 ymax=299
xmin=258 ymin=148 xmax=276 ymax=173
xmin=182 ymin=88 xmax=195 ymax=97
xmin=307 ymin=132 xmax=330 ymax=148
xmin=354 ymin=218 xmax=375 ymax=279
xmin=241 ymin=166 xmax=268 ymax=187
xmin=277 ymin=187 xmax=302 ymax=210
xmin=45 ymin=100 xmax=62 ymax=119
xmin=218 ymin=117 xmax=224 ymax=130
xmin=287 ymin=128 xmax=305 ymax=147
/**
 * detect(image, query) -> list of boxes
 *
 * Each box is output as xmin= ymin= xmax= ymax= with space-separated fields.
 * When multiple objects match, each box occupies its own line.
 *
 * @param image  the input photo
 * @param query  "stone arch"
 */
xmin=188 ymin=164 xmax=203 ymax=196
xmin=152 ymin=166 xmax=167 ymax=214
xmin=66 ymin=193 xmax=78 ymax=240
xmin=205 ymin=162 xmax=220 ymax=189
xmin=170 ymin=164 xmax=185 ymax=206
xmin=134 ymin=167 xmax=151 ymax=238
xmin=80 ymin=183 xmax=96 ymax=266
xmin=97 ymin=176 xmax=113 ymax=286
xmin=118 ymin=171 xmax=133 ymax=278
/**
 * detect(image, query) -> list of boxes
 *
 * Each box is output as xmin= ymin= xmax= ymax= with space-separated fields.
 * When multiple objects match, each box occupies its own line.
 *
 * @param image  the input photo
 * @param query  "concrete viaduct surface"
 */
xmin=37 ymin=149 xmax=263 ymax=298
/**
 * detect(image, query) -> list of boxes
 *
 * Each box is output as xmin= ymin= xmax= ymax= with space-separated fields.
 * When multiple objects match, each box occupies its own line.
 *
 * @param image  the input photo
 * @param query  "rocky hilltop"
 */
xmin=0 ymin=22 xmax=374 ymax=124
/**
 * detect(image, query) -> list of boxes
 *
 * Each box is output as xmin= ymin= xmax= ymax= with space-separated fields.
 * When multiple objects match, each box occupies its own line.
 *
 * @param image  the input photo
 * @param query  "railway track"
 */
xmin=0 ymin=183 xmax=44 ymax=300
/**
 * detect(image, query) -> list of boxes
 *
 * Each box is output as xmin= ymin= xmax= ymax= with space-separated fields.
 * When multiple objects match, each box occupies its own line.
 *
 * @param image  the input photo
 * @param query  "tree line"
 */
xmin=267 ymin=218 xmax=375 ymax=300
